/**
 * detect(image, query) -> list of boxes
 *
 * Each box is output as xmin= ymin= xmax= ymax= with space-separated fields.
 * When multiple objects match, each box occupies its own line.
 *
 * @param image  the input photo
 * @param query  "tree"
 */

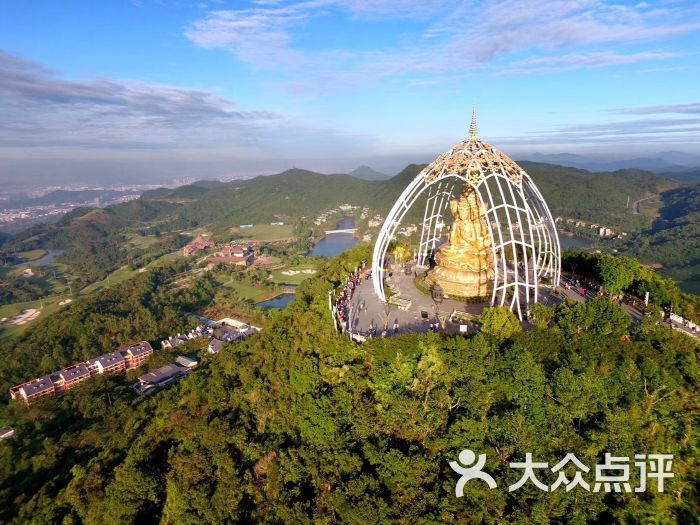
xmin=478 ymin=306 xmax=522 ymax=339
xmin=529 ymin=302 xmax=554 ymax=329
xmin=597 ymin=255 xmax=637 ymax=296
xmin=555 ymin=297 xmax=631 ymax=338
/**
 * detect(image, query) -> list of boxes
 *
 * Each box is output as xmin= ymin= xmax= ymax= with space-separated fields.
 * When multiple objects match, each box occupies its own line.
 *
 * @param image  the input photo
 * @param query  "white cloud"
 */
xmin=613 ymin=102 xmax=700 ymax=114
xmin=0 ymin=50 xmax=393 ymax=183
xmin=185 ymin=0 xmax=700 ymax=90
xmin=503 ymin=51 xmax=679 ymax=75
xmin=0 ymin=51 xmax=283 ymax=150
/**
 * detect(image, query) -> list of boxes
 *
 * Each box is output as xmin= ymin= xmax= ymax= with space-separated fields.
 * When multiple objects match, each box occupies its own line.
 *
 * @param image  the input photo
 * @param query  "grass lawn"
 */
xmin=0 ymin=296 xmax=67 ymax=339
xmin=17 ymin=249 xmax=48 ymax=262
xmin=233 ymin=223 xmax=295 ymax=241
xmin=81 ymin=265 xmax=137 ymax=294
xmin=221 ymin=280 xmax=271 ymax=301
xmin=147 ymin=252 xmax=182 ymax=267
xmin=178 ymin=227 xmax=210 ymax=238
xmin=127 ymin=234 xmax=162 ymax=249
xmin=269 ymin=265 xmax=318 ymax=285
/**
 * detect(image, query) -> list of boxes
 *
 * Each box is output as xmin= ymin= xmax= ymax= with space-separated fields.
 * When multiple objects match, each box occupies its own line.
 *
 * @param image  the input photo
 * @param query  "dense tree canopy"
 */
xmin=0 ymin=260 xmax=216 ymax=394
xmin=0 ymin=246 xmax=697 ymax=524
xmin=563 ymin=249 xmax=700 ymax=322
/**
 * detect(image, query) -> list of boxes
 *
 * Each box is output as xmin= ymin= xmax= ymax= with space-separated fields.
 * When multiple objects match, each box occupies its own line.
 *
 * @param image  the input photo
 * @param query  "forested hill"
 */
xmin=139 ymin=162 xmax=670 ymax=231
xmin=6 ymin=162 xmax=669 ymax=247
xmin=621 ymin=183 xmax=700 ymax=293
xmin=519 ymin=161 xmax=667 ymax=230
xmin=0 ymin=162 xmax=678 ymax=291
xmin=0 ymin=245 xmax=696 ymax=523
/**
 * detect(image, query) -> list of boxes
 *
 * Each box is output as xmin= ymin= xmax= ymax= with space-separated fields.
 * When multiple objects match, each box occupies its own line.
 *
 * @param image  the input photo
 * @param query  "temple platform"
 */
xmin=345 ymin=267 xmax=485 ymax=339
xmin=343 ymin=265 xmax=562 ymax=340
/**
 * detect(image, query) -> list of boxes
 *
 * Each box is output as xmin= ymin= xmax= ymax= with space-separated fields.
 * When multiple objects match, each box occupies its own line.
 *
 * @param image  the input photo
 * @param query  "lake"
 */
xmin=311 ymin=217 xmax=358 ymax=258
xmin=258 ymin=293 xmax=296 ymax=310
xmin=558 ymin=233 xmax=593 ymax=250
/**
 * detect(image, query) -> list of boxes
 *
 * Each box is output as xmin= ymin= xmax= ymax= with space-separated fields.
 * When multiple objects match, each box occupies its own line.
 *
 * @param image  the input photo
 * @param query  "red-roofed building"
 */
xmin=183 ymin=235 xmax=214 ymax=256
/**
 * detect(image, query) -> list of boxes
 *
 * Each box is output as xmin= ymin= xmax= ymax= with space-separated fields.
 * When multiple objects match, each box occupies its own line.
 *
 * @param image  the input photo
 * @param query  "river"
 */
xmin=258 ymin=218 xmax=357 ymax=310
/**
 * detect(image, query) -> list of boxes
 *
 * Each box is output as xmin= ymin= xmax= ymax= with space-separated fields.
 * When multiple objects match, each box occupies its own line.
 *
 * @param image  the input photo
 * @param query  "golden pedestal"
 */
xmin=425 ymin=185 xmax=494 ymax=298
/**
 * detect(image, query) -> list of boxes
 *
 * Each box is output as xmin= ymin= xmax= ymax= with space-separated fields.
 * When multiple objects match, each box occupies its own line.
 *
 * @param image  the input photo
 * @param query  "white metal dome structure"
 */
xmin=371 ymin=111 xmax=560 ymax=320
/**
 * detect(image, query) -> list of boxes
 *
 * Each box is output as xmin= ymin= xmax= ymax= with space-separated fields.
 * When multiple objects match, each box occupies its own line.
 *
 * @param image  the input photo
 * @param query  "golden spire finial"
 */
xmin=469 ymin=106 xmax=478 ymax=138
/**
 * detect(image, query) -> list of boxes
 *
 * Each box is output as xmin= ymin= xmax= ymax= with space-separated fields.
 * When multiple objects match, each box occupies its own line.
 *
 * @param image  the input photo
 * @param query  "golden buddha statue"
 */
xmin=425 ymin=184 xmax=494 ymax=298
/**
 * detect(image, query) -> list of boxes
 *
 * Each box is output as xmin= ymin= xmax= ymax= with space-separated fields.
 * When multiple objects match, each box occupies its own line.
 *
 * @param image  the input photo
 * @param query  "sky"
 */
xmin=1 ymin=0 xmax=699 ymax=185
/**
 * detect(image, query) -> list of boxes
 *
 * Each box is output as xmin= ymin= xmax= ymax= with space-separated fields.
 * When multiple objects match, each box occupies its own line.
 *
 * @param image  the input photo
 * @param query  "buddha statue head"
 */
xmin=452 ymin=184 xmax=484 ymax=222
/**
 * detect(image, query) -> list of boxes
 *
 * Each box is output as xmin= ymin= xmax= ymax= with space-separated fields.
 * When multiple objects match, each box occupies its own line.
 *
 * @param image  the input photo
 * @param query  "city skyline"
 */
xmin=1 ymin=0 xmax=699 ymax=184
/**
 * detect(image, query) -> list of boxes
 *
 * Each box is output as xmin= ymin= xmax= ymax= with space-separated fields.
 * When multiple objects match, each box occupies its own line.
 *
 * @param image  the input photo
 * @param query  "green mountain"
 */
xmin=661 ymin=168 xmax=700 ymax=184
xmin=519 ymin=162 xmax=666 ymax=231
xmin=0 ymin=162 xmax=684 ymax=292
xmin=621 ymin=183 xmax=700 ymax=294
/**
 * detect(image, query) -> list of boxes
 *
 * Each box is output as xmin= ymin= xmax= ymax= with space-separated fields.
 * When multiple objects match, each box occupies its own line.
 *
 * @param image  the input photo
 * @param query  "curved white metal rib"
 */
xmin=372 ymin=167 xmax=560 ymax=319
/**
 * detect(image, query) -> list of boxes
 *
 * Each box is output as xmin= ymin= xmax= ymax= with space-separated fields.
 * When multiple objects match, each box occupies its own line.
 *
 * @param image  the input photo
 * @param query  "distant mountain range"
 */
xmin=4 ymin=160 xmax=698 ymax=291
xmin=348 ymin=165 xmax=390 ymax=181
xmin=520 ymin=151 xmax=700 ymax=179
xmin=6 ymin=161 xmax=671 ymax=251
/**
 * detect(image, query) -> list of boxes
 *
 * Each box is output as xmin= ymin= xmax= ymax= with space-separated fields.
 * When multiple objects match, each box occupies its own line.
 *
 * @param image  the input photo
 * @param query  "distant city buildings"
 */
xmin=0 ymin=192 xmax=141 ymax=231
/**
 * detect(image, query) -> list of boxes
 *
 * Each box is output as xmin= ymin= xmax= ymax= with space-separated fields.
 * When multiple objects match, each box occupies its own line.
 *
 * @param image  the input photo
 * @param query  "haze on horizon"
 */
xmin=1 ymin=0 xmax=699 ymax=187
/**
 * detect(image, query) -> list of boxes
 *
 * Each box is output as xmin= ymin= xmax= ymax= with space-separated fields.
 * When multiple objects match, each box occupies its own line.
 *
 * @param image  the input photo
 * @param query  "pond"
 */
xmin=257 ymin=293 xmax=296 ymax=310
xmin=558 ymin=233 xmax=593 ymax=250
xmin=311 ymin=217 xmax=358 ymax=258
xmin=31 ymin=249 xmax=65 ymax=266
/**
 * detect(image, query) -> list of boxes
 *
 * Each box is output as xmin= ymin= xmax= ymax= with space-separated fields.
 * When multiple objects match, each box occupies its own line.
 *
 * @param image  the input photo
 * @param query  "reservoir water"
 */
xmin=558 ymin=233 xmax=593 ymax=250
xmin=310 ymin=217 xmax=358 ymax=258
xmin=258 ymin=293 xmax=296 ymax=310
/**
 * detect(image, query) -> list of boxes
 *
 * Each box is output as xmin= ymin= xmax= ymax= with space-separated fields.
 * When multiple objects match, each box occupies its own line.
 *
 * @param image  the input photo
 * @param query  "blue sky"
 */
xmin=1 ymin=0 xmax=699 ymax=183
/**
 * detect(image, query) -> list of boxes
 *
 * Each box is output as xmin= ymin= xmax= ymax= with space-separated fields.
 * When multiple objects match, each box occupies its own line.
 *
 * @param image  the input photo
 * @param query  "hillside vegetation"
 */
xmin=0 ymin=162 xmax=683 ymax=297
xmin=621 ymin=183 xmax=700 ymax=294
xmin=0 ymin=246 xmax=697 ymax=524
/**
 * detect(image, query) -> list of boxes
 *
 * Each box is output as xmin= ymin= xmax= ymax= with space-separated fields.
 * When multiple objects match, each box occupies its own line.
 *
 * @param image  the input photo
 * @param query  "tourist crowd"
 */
xmin=334 ymin=269 xmax=371 ymax=333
